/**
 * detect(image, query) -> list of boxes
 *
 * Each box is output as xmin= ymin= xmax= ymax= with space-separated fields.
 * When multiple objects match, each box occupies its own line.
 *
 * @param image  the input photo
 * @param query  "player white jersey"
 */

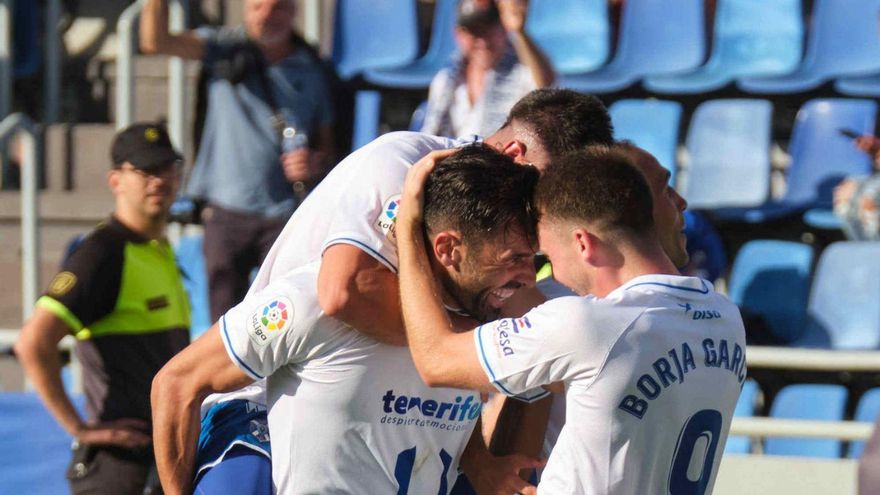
xmin=476 ymin=274 xmax=746 ymax=494
xmin=204 ymin=132 xmax=467 ymax=411
xmin=219 ymin=263 xmax=481 ymax=493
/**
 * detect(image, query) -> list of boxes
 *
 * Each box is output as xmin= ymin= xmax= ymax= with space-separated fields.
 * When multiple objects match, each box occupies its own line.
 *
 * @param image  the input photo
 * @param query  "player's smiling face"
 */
xmin=442 ymin=228 xmax=536 ymax=322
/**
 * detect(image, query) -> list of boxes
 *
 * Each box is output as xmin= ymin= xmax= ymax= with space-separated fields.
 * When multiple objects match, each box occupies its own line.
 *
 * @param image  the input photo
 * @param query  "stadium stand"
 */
xmin=608 ymin=98 xmax=681 ymax=183
xmin=850 ymin=388 xmax=880 ymax=459
xmin=725 ymin=379 xmax=761 ymax=454
xmin=727 ymin=240 xmax=814 ymax=345
xmin=714 ymin=98 xmax=877 ymax=224
xmin=331 ymin=0 xmax=420 ymax=80
xmin=737 ymin=0 xmax=880 ymax=94
xmin=796 ymin=241 xmax=880 ymax=349
xmin=764 ymin=384 xmax=849 ymax=458
xmin=525 ymin=0 xmax=609 ymax=76
xmin=644 ymin=0 xmax=803 ymax=94
xmin=559 ymin=0 xmax=706 ymax=93
xmin=680 ymin=98 xmax=773 ymax=209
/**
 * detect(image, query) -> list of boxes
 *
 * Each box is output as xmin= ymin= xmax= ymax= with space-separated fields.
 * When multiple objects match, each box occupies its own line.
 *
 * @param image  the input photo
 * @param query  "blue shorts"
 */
xmin=194 ymin=399 xmax=272 ymax=493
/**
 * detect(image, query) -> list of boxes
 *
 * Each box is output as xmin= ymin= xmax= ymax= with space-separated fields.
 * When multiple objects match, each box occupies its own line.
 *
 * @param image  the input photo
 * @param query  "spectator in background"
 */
xmin=14 ymin=122 xmax=190 ymax=494
xmin=421 ymin=0 xmax=555 ymax=138
xmin=833 ymin=134 xmax=880 ymax=241
xmin=140 ymin=0 xmax=337 ymax=321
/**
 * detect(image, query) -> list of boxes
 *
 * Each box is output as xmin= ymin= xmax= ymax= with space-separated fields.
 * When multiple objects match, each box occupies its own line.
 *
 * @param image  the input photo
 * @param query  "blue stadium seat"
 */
xmin=644 ymin=0 xmax=802 ymax=94
xmin=765 ymin=384 xmax=848 ymax=458
xmin=725 ymin=380 xmax=760 ymax=454
xmin=737 ymin=0 xmax=880 ymax=94
xmin=331 ymin=0 xmax=419 ymax=80
xmin=352 ymin=90 xmax=382 ymax=150
xmin=681 ymin=99 xmax=773 ymax=209
xmin=727 ymin=240 xmax=814 ymax=344
xmin=526 ymin=0 xmax=610 ymax=75
xmin=0 ymin=392 xmax=85 ymax=494
xmin=835 ymin=75 xmax=880 ymax=98
xmin=175 ymin=232 xmax=211 ymax=339
xmin=559 ymin=0 xmax=706 ymax=94
xmin=608 ymin=99 xmax=682 ymax=183
xmin=850 ymin=388 xmax=880 ymax=458
xmin=409 ymin=100 xmax=429 ymax=132
xmin=364 ymin=0 xmax=458 ymax=88
xmin=714 ymin=98 xmax=877 ymax=223
xmin=795 ymin=241 xmax=880 ymax=349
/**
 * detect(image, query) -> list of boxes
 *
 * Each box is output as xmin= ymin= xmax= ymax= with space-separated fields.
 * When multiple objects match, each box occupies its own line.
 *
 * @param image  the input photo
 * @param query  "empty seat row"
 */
xmin=728 ymin=240 xmax=880 ymax=349
xmin=333 ymin=0 xmax=880 ymax=96
xmin=727 ymin=382 xmax=880 ymax=459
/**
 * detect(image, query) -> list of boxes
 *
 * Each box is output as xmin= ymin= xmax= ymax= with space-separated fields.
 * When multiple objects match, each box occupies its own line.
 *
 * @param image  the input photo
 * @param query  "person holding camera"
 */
xmin=15 ymin=122 xmax=190 ymax=495
xmin=141 ymin=0 xmax=337 ymax=323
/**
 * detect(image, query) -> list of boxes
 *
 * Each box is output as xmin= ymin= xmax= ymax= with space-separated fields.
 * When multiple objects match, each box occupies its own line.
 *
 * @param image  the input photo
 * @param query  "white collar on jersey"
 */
xmin=617 ymin=274 xmax=712 ymax=296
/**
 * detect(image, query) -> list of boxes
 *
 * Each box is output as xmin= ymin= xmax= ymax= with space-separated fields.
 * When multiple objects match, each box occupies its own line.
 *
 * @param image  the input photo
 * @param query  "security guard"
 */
xmin=15 ymin=122 xmax=190 ymax=494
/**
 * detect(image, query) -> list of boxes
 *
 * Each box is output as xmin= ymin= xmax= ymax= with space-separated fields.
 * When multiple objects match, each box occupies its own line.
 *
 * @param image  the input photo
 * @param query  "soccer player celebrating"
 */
xmin=397 ymin=145 xmax=746 ymax=494
xmin=151 ymin=89 xmax=613 ymax=494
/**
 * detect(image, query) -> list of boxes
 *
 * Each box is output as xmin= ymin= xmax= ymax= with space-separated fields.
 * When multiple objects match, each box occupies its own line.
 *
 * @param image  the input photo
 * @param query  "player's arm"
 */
xmin=140 ymin=0 xmax=205 ymax=59
xmin=318 ymin=244 xmax=407 ymax=346
xmin=459 ymin=417 xmax=543 ymax=495
xmin=151 ymin=324 xmax=254 ymax=495
xmin=14 ymin=308 xmax=152 ymax=448
xmin=397 ymin=150 xmax=495 ymax=391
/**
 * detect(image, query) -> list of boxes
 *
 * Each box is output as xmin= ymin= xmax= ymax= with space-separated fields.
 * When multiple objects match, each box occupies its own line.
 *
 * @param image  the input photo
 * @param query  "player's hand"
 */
xmin=498 ymin=0 xmax=528 ymax=34
xmin=281 ymin=148 xmax=323 ymax=183
xmin=400 ymin=149 xmax=458 ymax=226
xmin=75 ymin=418 xmax=152 ymax=449
xmin=466 ymin=453 xmax=545 ymax=495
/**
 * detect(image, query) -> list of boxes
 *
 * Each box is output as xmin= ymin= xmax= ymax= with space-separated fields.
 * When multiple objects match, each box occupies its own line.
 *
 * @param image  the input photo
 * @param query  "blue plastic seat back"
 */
xmin=0 ymin=392 xmax=85 ymax=494
xmin=175 ymin=233 xmax=211 ymax=339
xmin=711 ymin=0 xmax=803 ymax=77
xmin=850 ymin=388 xmax=880 ymax=458
xmin=331 ymin=0 xmax=419 ymax=79
xmin=526 ymin=0 xmax=610 ymax=74
xmin=683 ymin=99 xmax=773 ymax=209
xmin=352 ymin=90 xmax=382 ymax=150
xmin=799 ymin=242 xmax=880 ymax=349
xmin=798 ymin=0 xmax=880 ymax=78
xmin=725 ymin=380 xmax=760 ymax=454
xmin=609 ymin=99 xmax=682 ymax=182
xmin=728 ymin=240 xmax=813 ymax=344
xmin=765 ymin=384 xmax=848 ymax=458
xmin=783 ymin=99 xmax=877 ymax=209
xmin=611 ymin=0 xmax=706 ymax=75
xmin=423 ymin=0 xmax=459 ymax=67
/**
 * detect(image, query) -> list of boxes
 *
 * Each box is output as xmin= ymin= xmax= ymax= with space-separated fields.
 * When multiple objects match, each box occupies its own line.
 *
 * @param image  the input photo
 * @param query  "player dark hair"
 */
xmin=423 ymin=145 xmax=539 ymax=247
xmin=502 ymin=89 xmax=614 ymax=159
xmin=535 ymin=145 xmax=654 ymax=239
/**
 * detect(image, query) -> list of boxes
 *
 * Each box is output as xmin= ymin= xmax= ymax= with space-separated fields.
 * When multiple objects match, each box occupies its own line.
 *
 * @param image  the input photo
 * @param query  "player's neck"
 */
xmin=593 ymin=247 xmax=679 ymax=297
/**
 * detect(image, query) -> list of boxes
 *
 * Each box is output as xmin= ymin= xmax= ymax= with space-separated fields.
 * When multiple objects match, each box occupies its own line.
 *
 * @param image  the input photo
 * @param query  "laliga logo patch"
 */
xmin=247 ymin=297 xmax=293 ymax=347
xmin=375 ymin=194 xmax=401 ymax=241
xmin=49 ymin=272 xmax=77 ymax=297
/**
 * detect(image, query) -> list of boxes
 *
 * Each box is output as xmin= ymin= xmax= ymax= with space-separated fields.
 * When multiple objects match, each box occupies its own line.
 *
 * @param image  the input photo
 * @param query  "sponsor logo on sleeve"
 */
xmin=247 ymin=297 xmax=293 ymax=347
xmin=48 ymin=272 xmax=77 ymax=297
xmin=375 ymin=194 xmax=401 ymax=242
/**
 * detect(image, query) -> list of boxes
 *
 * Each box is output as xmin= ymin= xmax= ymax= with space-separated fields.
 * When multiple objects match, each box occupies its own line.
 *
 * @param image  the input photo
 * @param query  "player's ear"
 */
xmin=500 ymin=140 xmax=527 ymax=163
xmin=573 ymin=228 xmax=599 ymax=264
xmin=432 ymin=230 xmax=463 ymax=269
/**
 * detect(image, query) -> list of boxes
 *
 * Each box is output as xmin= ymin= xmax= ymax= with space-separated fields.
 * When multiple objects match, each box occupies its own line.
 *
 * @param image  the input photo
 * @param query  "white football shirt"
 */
xmin=476 ymin=274 xmax=746 ymax=494
xmin=203 ymin=132 xmax=465 ymax=412
xmin=221 ymin=264 xmax=482 ymax=494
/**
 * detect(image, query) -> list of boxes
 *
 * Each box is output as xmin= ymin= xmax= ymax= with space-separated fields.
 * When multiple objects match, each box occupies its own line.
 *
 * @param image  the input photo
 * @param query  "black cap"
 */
xmin=111 ymin=122 xmax=182 ymax=170
xmin=457 ymin=0 xmax=501 ymax=32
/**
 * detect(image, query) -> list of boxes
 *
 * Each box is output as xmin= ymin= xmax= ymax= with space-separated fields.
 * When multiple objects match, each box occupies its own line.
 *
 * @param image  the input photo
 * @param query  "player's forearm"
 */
xmin=509 ymin=31 xmax=556 ymax=88
xmin=490 ymin=395 xmax=552 ymax=457
xmin=151 ymin=364 xmax=205 ymax=495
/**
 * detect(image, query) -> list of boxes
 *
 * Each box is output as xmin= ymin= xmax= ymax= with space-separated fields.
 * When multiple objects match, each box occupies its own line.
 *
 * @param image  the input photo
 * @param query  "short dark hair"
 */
xmin=535 ymin=145 xmax=654 ymax=238
xmin=503 ymin=89 xmax=614 ymax=159
xmin=424 ymin=145 xmax=539 ymax=246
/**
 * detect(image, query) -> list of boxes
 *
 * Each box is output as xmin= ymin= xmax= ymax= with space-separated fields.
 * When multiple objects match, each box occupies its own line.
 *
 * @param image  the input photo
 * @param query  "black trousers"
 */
xmin=67 ymin=443 xmax=161 ymax=495
xmin=202 ymin=204 xmax=287 ymax=322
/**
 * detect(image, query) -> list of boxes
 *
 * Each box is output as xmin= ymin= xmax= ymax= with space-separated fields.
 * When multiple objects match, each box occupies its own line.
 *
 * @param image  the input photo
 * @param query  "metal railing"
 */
xmin=0 ymin=0 xmax=12 ymax=120
xmin=0 ymin=113 xmax=39 ymax=320
xmin=116 ymin=0 xmax=189 ymax=152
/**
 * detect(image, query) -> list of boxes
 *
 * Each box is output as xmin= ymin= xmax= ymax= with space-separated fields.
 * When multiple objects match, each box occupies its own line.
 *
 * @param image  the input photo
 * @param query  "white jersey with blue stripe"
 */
xmin=475 ymin=274 xmax=746 ymax=494
xmin=220 ymin=264 xmax=481 ymax=494
xmin=202 ymin=132 xmax=467 ymax=412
